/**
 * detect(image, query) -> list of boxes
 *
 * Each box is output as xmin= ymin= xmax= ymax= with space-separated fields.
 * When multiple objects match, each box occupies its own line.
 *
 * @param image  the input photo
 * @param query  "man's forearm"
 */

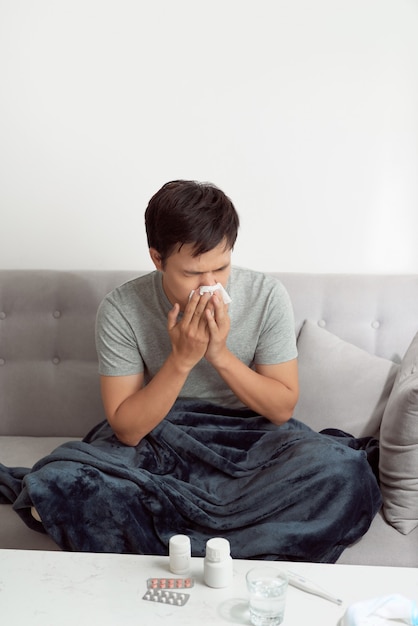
xmin=210 ymin=350 xmax=298 ymax=424
xmin=111 ymin=354 xmax=190 ymax=446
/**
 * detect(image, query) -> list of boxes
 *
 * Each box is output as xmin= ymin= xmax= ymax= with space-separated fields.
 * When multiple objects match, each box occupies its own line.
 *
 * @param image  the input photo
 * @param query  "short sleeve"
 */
xmin=254 ymin=280 xmax=297 ymax=365
xmin=95 ymin=296 xmax=144 ymax=376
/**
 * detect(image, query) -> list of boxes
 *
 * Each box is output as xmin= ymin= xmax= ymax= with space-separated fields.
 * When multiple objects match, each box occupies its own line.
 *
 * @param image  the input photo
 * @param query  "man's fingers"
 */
xmin=185 ymin=292 xmax=211 ymax=324
xmin=167 ymin=303 xmax=180 ymax=330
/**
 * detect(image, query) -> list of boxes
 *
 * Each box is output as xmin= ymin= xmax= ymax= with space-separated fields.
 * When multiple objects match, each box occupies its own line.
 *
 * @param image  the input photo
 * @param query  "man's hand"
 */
xmin=204 ymin=292 xmax=231 ymax=366
xmin=167 ymin=290 xmax=213 ymax=372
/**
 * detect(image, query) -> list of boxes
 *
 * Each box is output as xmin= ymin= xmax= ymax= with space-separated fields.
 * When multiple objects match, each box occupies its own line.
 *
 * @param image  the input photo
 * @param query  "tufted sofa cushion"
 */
xmin=278 ymin=273 xmax=418 ymax=365
xmin=0 ymin=270 xmax=138 ymax=436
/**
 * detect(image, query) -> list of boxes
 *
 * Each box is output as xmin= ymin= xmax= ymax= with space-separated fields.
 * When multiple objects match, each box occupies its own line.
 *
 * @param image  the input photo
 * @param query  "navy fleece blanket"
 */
xmin=0 ymin=402 xmax=381 ymax=562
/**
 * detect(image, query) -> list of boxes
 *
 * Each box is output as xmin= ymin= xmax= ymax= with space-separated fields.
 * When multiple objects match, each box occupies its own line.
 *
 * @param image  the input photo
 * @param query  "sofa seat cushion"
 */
xmin=0 ymin=504 xmax=60 ymax=550
xmin=336 ymin=510 xmax=418 ymax=567
xmin=380 ymin=332 xmax=418 ymax=535
xmin=294 ymin=321 xmax=399 ymax=437
xmin=0 ymin=436 xmax=80 ymax=551
xmin=0 ymin=436 xmax=80 ymax=468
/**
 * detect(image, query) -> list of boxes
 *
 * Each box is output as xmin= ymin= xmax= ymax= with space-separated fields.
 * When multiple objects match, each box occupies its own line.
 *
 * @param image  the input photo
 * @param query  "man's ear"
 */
xmin=149 ymin=248 xmax=163 ymax=271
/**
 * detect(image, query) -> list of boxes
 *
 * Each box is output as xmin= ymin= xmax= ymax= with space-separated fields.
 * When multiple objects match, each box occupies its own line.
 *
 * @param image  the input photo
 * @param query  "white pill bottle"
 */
xmin=169 ymin=534 xmax=191 ymax=575
xmin=203 ymin=537 xmax=233 ymax=588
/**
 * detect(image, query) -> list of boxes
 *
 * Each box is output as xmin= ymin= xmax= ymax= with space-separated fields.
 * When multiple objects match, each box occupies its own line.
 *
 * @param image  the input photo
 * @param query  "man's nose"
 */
xmin=199 ymin=273 xmax=217 ymax=286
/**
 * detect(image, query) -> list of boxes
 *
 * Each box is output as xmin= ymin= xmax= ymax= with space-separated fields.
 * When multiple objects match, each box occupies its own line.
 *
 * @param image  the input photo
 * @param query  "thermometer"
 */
xmin=287 ymin=570 xmax=343 ymax=605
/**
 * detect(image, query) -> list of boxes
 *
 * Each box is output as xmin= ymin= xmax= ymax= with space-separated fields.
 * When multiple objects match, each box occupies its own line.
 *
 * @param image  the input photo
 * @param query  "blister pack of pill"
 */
xmin=147 ymin=577 xmax=195 ymax=590
xmin=142 ymin=588 xmax=190 ymax=606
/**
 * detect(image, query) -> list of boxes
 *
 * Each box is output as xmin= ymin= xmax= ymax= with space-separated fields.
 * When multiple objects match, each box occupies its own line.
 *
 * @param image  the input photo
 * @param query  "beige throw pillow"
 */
xmin=294 ymin=321 xmax=398 ymax=438
xmin=379 ymin=332 xmax=418 ymax=535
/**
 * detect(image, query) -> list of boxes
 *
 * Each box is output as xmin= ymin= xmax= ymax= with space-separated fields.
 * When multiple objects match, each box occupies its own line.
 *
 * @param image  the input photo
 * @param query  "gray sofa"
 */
xmin=1 ymin=270 xmax=417 ymax=566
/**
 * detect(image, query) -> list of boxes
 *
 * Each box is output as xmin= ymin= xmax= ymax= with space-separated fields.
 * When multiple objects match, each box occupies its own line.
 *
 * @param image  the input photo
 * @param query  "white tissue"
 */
xmin=339 ymin=594 xmax=418 ymax=626
xmin=189 ymin=283 xmax=232 ymax=304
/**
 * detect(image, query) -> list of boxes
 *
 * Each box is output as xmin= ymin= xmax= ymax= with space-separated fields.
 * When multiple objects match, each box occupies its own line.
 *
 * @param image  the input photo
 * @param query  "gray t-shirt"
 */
xmin=95 ymin=266 xmax=297 ymax=409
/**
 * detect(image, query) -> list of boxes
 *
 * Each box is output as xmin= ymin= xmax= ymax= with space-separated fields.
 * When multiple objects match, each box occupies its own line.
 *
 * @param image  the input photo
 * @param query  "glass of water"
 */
xmin=246 ymin=566 xmax=288 ymax=626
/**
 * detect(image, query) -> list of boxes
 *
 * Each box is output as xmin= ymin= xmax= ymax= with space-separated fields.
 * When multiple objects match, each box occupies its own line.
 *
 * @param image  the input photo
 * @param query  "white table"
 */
xmin=0 ymin=549 xmax=417 ymax=625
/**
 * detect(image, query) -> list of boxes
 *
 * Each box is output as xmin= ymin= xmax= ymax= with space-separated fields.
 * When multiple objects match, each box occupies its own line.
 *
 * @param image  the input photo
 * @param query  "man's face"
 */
xmin=150 ymin=241 xmax=232 ymax=311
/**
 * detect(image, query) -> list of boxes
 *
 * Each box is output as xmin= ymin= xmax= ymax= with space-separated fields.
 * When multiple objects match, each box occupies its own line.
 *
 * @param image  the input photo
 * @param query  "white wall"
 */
xmin=1 ymin=0 xmax=417 ymax=273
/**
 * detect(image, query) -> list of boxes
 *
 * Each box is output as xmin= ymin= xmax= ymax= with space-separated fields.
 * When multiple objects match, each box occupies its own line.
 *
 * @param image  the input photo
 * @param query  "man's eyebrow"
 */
xmin=185 ymin=264 xmax=229 ymax=275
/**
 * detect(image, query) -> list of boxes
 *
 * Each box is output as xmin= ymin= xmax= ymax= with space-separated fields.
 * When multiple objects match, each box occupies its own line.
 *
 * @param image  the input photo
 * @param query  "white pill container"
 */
xmin=203 ymin=537 xmax=233 ymax=588
xmin=169 ymin=534 xmax=191 ymax=575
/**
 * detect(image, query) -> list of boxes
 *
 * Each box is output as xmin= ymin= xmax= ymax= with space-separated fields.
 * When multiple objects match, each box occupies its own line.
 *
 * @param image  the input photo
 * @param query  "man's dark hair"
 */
xmin=145 ymin=180 xmax=240 ymax=265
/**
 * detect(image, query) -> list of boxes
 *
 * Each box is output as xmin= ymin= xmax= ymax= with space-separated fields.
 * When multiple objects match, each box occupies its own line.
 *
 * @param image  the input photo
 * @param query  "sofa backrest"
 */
xmin=279 ymin=273 xmax=418 ymax=363
xmin=0 ymin=270 xmax=417 ymax=437
xmin=0 ymin=270 xmax=137 ymax=436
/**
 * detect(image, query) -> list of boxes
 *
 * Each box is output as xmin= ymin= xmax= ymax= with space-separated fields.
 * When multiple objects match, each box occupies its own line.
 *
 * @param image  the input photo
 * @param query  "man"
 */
xmin=15 ymin=180 xmax=380 ymax=560
xmin=97 ymin=179 xmax=299 ymax=446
